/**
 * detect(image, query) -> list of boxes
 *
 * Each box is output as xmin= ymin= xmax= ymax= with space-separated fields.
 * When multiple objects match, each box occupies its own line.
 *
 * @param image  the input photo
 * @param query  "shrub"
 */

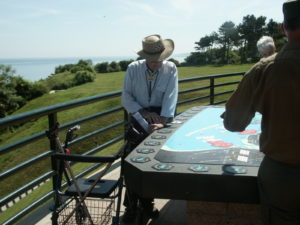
xmin=73 ymin=71 xmax=95 ymax=85
xmin=94 ymin=62 xmax=109 ymax=73
xmin=55 ymin=64 xmax=73 ymax=74
xmin=70 ymin=66 xmax=83 ymax=73
xmin=77 ymin=59 xmax=93 ymax=66
xmin=0 ymin=66 xmax=25 ymax=117
xmin=29 ymin=83 xmax=48 ymax=99
xmin=52 ymin=82 xmax=73 ymax=90
xmin=14 ymin=76 xmax=32 ymax=100
xmin=184 ymin=52 xmax=207 ymax=65
xmin=107 ymin=61 xmax=121 ymax=72
xmin=228 ymin=51 xmax=241 ymax=64
xmin=44 ymin=72 xmax=75 ymax=90
xmin=119 ymin=60 xmax=134 ymax=71
xmin=55 ymin=60 xmax=94 ymax=74
xmin=168 ymin=58 xmax=180 ymax=67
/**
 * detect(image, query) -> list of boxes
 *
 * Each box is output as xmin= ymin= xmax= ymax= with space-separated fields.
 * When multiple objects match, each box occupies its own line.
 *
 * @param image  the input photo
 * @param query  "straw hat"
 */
xmin=136 ymin=34 xmax=174 ymax=61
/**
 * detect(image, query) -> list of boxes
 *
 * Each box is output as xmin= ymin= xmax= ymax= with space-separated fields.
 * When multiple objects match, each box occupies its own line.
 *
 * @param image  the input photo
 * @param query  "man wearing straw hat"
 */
xmin=121 ymin=34 xmax=178 ymax=223
xmin=222 ymin=0 xmax=300 ymax=224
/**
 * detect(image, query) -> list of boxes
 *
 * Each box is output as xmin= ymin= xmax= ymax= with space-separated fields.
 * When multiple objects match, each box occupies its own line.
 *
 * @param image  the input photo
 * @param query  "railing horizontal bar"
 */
xmin=0 ymin=91 xmax=122 ymax=128
xmin=177 ymin=95 xmax=210 ymax=105
xmin=83 ymin=135 xmax=124 ymax=156
xmin=214 ymin=81 xmax=240 ymax=88
xmin=2 ymin=191 xmax=54 ymax=225
xmin=214 ymin=100 xmax=227 ymax=105
xmin=59 ymin=106 xmax=123 ymax=130
xmin=213 ymin=72 xmax=244 ymax=79
xmin=0 ymin=107 xmax=124 ymax=156
xmin=0 ymin=131 xmax=45 ymax=155
xmin=178 ymin=85 xmax=210 ymax=95
xmin=214 ymin=90 xmax=235 ymax=97
xmin=0 ymin=171 xmax=54 ymax=207
xmin=68 ymin=121 xmax=124 ymax=146
xmin=0 ymin=151 xmax=52 ymax=180
xmin=53 ymin=153 xmax=119 ymax=163
xmin=179 ymin=72 xmax=244 ymax=83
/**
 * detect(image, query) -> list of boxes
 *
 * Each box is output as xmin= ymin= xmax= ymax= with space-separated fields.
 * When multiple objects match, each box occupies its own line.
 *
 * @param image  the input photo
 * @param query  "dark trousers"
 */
xmin=123 ymin=109 xmax=161 ymax=212
xmin=257 ymin=156 xmax=300 ymax=225
xmin=123 ymin=136 xmax=155 ymax=212
xmin=123 ymin=185 xmax=154 ymax=211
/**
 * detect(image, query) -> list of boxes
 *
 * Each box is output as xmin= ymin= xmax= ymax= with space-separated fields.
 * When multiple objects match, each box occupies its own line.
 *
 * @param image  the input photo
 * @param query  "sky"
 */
xmin=0 ymin=0 xmax=285 ymax=59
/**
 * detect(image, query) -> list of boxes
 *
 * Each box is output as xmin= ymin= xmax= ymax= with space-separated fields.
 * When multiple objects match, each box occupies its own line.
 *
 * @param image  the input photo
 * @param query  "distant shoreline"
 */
xmin=0 ymin=53 xmax=188 ymax=82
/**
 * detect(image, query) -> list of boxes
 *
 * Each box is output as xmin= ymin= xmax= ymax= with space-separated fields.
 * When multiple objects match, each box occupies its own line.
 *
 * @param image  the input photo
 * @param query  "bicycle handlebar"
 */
xmin=68 ymin=125 xmax=80 ymax=132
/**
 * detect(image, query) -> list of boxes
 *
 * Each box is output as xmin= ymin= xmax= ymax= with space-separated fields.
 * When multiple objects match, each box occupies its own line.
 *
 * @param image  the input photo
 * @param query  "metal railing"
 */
xmin=0 ymin=71 xmax=244 ymax=225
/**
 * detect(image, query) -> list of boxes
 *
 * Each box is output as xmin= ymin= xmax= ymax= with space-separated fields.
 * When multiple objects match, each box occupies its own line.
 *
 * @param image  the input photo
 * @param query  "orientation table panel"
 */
xmin=124 ymin=106 xmax=264 ymax=203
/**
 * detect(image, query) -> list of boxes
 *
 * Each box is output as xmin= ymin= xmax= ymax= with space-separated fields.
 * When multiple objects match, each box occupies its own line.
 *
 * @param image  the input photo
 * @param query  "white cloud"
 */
xmin=115 ymin=0 xmax=174 ymax=26
xmin=122 ymin=0 xmax=158 ymax=16
xmin=0 ymin=19 xmax=10 ymax=25
xmin=168 ymin=0 xmax=195 ymax=15
xmin=26 ymin=7 xmax=61 ymax=18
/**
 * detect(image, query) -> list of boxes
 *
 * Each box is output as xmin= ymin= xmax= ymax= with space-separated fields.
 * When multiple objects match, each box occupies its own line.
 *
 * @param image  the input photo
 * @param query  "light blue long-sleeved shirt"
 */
xmin=121 ymin=60 xmax=178 ymax=118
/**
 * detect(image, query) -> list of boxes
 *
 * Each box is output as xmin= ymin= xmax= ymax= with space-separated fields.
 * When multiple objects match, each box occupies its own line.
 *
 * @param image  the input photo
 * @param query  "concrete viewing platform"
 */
xmin=18 ymin=161 xmax=263 ymax=225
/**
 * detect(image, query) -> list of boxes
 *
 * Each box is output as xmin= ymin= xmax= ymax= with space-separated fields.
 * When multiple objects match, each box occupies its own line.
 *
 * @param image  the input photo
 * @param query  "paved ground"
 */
xmin=32 ymin=162 xmax=187 ymax=225
xmin=34 ymin=199 xmax=187 ymax=225
xmin=19 ymin=160 xmax=262 ymax=225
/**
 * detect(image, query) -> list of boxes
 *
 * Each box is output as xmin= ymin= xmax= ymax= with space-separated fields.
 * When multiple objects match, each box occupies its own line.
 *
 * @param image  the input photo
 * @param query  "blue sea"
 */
xmin=0 ymin=53 xmax=188 ymax=82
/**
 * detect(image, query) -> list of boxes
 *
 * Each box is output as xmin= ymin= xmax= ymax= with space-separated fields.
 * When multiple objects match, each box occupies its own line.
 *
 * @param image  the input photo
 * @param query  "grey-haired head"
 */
xmin=257 ymin=36 xmax=276 ymax=57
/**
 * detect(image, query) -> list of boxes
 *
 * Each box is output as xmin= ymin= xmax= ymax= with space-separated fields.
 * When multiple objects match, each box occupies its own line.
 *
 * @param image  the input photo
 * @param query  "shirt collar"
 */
xmin=143 ymin=60 xmax=164 ymax=73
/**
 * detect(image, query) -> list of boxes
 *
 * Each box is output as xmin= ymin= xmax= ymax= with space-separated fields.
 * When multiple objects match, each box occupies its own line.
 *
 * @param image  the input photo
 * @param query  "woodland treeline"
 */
xmin=184 ymin=14 xmax=285 ymax=65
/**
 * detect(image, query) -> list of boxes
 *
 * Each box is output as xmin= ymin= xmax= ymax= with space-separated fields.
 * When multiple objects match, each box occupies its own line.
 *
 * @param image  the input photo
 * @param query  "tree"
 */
xmin=0 ymin=65 xmax=24 ymax=117
xmin=195 ymin=32 xmax=218 ymax=52
xmin=184 ymin=52 xmax=207 ymax=65
xmin=266 ymin=19 xmax=286 ymax=51
xmin=189 ymin=14 xmax=285 ymax=66
xmin=238 ymin=15 xmax=267 ymax=62
xmin=218 ymin=21 xmax=239 ymax=64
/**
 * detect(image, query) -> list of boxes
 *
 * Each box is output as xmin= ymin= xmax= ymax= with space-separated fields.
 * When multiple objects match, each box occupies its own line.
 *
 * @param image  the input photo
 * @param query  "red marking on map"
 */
xmin=208 ymin=140 xmax=233 ymax=148
xmin=239 ymin=129 xmax=257 ymax=135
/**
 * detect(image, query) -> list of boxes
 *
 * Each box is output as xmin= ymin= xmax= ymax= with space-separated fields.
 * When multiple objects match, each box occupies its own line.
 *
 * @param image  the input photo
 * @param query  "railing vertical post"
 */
xmin=210 ymin=77 xmax=215 ymax=105
xmin=48 ymin=113 xmax=60 ymax=219
xmin=123 ymin=109 xmax=128 ymax=141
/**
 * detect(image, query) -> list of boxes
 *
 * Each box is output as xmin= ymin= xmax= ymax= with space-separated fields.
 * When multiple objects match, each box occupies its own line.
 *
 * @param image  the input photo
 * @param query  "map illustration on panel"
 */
xmin=155 ymin=107 xmax=263 ymax=166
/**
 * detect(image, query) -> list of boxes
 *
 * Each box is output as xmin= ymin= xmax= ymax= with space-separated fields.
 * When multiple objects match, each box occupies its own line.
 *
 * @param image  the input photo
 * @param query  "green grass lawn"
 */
xmin=0 ymin=63 xmax=253 ymax=224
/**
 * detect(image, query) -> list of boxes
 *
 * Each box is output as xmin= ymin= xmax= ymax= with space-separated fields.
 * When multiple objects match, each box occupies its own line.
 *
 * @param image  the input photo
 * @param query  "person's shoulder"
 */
xmin=252 ymin=53 xmax=276 ymax=71
xmin=244 ymin=53 xmax=276 ymax=80
xmin=128 ymin=59 xmax=145 ymax=67
xmin=260 ymin=53 xmax=277 ymax=65
xmin=162 ymin=60 xmax=177 ymax=72
xmin=163 ymin=60 xmax=176 ymax=67
xmin=127 ymin=59 xmax=146 ymax=71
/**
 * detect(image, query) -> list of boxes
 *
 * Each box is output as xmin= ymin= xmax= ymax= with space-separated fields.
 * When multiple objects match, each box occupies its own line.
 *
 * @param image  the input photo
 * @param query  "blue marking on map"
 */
xmin=162 ymin=107 xmax=261 ymax=152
